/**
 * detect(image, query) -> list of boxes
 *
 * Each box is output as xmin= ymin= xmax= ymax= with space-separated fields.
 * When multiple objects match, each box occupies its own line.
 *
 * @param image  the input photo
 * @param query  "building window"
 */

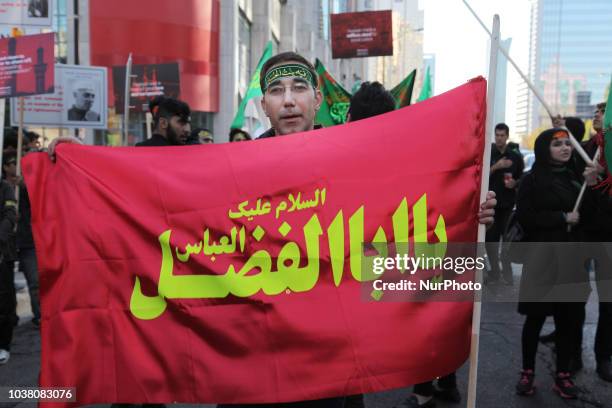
xmin=52 ymin=0 xmax=68 ymax=63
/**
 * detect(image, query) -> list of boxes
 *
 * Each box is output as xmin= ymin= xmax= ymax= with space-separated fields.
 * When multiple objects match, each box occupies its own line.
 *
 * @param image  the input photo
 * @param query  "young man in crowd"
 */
xmin=136 ymin=96 xmax=191 ymax=147
xmin=485 ymin=123 xmax=524 ymax=285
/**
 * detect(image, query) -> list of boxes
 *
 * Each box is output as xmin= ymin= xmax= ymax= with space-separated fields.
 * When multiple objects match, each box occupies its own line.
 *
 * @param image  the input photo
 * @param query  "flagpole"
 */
xmin=461 ymin=0 xmax=593 ymax=167
xmin=123 ymin=53 xmax=133 ymax=146
xmin=15 ymin=96 xmax=25 ymax=210
xmin=0 ymin=99 xmax=5 ymax=171
xmin=468 ymin=14 xmax=499 ymax=408
xmin=145 ymin=112 xmax=153 ymax=140
xmin=567 ymin=147 xmax=601 ymax=232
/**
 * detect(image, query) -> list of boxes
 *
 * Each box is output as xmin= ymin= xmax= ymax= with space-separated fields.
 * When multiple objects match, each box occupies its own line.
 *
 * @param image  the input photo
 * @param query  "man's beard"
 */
xmin=166 ymin=126 xmax=185 ymax=145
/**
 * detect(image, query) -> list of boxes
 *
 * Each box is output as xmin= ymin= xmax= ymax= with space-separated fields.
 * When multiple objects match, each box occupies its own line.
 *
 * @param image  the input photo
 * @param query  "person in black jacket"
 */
xmin=542 ymin=107 xmax=612 ymax=382
xmin=135 ymin=96 xmax=191 ymax=147
xmin=0 ymin=179 xmax=18 ymax=365
xmin=514 ymin=128 xmax=591 ymax=399
xmin=486 ymin=123 xmax=524 ymax=285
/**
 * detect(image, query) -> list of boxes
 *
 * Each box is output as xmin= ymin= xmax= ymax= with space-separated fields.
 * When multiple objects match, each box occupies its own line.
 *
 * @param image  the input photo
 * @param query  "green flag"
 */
xmin=315 ymin=59 xmax=351 ymax=127
xmin=603 ymin=74 xmax=612 ymax=177
xmin=231 ymin=41 xmax=273 ymax=134
xmin=390 ymin=69 xmax=416 ymax=109
xmin=416 ymin=66 xmax=432 ymax=102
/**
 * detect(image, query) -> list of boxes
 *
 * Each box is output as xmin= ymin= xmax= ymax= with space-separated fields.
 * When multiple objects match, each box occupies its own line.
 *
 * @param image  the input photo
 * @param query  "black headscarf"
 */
xmin=532 ymin=127 xmax=581 ymax=190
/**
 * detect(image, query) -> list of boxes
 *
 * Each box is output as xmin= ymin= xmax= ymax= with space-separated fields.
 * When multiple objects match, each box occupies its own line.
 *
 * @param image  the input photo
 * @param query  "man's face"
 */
xmin=261 ymin=62 xmax=322 ymax=136
xmin=73 ymin=87 xmax=95 ymax=110
xmin=163 ymin=116 xmax=190 ymax=145
xmin=495 ymin=129 xmax=509 ymax=149
xmin=593 ymin=106 xmax=605 ymax=131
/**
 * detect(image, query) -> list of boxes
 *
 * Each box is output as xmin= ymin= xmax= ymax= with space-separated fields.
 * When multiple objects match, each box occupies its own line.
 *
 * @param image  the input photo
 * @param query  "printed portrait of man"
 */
xmin=27 ymin=0 xmax=48 ymax=18
xmin=67 ymin=80 xmax=100 ymax=122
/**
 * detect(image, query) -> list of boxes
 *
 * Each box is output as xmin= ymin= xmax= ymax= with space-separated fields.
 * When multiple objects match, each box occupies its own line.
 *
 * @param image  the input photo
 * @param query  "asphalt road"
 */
xmin=1 ymin=267 xmax=610 ymax=408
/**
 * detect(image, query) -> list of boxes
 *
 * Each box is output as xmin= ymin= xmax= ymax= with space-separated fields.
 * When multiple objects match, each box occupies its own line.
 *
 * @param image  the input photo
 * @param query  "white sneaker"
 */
xmin=0 ymin=349 xmax=9 ymax=364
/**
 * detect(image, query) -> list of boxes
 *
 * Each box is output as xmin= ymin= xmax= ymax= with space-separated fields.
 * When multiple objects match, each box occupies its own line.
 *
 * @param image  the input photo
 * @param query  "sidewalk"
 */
xmin=477 ymin=267 xmax=612 ymax=408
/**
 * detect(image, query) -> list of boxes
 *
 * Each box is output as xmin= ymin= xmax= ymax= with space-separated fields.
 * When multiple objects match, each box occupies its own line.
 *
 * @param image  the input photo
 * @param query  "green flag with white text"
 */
xmin=315 ymin=59 xmax=351 ymax=127
xmin=390 ymin=69 xmax=416 ymax=109
xmin=231 ymin=41 xmax=273 ymax=136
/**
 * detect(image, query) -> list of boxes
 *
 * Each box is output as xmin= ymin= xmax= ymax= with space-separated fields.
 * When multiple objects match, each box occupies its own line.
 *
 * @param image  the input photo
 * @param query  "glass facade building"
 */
xmin=529 ymin=0 xmax=612 ymax=130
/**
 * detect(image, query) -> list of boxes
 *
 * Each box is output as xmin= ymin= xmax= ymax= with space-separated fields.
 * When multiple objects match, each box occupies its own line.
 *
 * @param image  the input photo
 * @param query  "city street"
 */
xmin=2 ymin=267 xmax=610 ymax=408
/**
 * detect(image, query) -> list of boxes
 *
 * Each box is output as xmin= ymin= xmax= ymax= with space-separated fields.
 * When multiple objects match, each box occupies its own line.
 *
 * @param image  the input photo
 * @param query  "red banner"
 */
xmin=0 ymin=32 xmax=54 ymax=98
xmin=25 ymin=78 xmax=486 ymax=406
xmin=330 ymin=10 xmax=393 ymax=59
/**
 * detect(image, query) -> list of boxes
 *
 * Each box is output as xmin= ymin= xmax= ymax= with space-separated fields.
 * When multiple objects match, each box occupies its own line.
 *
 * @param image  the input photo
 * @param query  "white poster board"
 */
xmin=11 ymin=64 xmax=108 ymax=129
xmin=0 ymin=0 xmax=54 ymax=28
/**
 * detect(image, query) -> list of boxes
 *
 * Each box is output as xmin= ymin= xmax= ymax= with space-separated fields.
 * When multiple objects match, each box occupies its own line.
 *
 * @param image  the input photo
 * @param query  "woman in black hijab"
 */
xmin=514 ymin=128 xmax=592 ymax=399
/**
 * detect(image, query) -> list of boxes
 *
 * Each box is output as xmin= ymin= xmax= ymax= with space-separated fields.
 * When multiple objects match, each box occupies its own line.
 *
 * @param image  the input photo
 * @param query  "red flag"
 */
xmin=25 ymin=78 xmax=486 ymax=406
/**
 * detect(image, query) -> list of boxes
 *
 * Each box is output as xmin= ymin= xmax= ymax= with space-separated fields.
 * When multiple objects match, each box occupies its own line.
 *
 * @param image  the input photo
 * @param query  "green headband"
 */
xmin=263 ymin=63 xmax=316 ymax=91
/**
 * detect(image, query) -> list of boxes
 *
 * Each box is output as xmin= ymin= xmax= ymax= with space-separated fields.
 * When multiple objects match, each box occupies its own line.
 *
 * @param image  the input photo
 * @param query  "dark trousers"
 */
xmin=218 ymin=398 xmax=345 ymax=408
xmin=0 ymin=260 xmax=16 ymax=350
xmin=413 ymin=372 xmax=456 ymax=397
xmin=571 ymin=306 xmax=585 ymax=359
xmin=521 ymin=303 xmax=584 ymax=372
xmin=19 ymin=248 xmax=40 ymax=320
xmin=485 ymin=207 xmax=512 ymax=280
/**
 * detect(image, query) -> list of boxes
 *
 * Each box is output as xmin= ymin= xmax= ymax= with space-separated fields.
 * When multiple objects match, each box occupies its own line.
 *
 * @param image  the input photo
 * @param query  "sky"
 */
xmin=422 ymin=0 xmax=531 ymax=137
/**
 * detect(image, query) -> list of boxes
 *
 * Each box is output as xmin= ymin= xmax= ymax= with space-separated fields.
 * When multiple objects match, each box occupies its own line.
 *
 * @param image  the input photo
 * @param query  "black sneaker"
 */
xmin=553 ymin=372 xmax=578 ymax=399
xmin=434 ymin=385 xmax=461 ymax=403
xmin=515 ymin=369 xmax=535 ymax=396
xmin=400 ymin=395 xmax=436 ymax=408
xmin=539 ymin=330 xmax=556 ymax=344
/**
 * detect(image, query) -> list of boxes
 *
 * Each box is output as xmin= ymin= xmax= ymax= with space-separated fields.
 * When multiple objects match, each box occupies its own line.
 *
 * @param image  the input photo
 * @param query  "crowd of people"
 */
xmin=0 ymin=130 xmax=42 ymax=367
xmin=0 ymin=50 xmax=608 ymax=408
xmin=486 ymin=102 xmax=611 ymax=400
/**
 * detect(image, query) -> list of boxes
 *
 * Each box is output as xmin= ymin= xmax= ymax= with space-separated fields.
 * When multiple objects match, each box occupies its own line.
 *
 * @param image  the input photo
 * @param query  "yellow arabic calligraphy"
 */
xmin=130 ymin=193 xmax=447 ymax=320
xmin=130 ymin=215 xmax=323 ymax=320
xmin=175 ymin=226 xmax=246 ymax=262
xmin=228 ymin=199 xmax=272 ymax=221
xmin=230 ymin=188 xmax=327 ymax=221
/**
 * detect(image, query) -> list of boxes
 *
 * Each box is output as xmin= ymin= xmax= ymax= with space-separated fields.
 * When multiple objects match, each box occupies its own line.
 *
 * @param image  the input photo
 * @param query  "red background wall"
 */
xmin=89 ymin=0 xmax=219 ymax=112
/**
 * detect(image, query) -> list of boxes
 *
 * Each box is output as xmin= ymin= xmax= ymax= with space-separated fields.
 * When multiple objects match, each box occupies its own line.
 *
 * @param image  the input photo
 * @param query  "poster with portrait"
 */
xmin=0 ymin=0 xmax=54 ymax=28
xmin=11 ymin=64 xmax=107 ymax=129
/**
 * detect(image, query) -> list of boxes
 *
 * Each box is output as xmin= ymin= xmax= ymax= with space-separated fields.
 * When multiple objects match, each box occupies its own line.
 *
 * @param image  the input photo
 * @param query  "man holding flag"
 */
xmin=227 ymin=51 xmax=495 ymax=407
xmin=46 ymin=50 xmax=497 ymax=406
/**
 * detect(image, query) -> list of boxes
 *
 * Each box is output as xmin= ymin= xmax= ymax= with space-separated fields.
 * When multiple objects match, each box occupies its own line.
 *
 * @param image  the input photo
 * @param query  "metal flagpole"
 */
xmin=461 ymin=0 xmax=593 ymax=167
xmin=15 ymin=97 xmax=25 ymax=209
xmin=145 ymin=112 xmax=153 ymax=140
xmin=123 ymin=53 xmax=133 ymax=146
xmin=468 ymin=14 xmax=499 ymax=408
xmin=0 ymin=99 xmax=5 ymax=170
